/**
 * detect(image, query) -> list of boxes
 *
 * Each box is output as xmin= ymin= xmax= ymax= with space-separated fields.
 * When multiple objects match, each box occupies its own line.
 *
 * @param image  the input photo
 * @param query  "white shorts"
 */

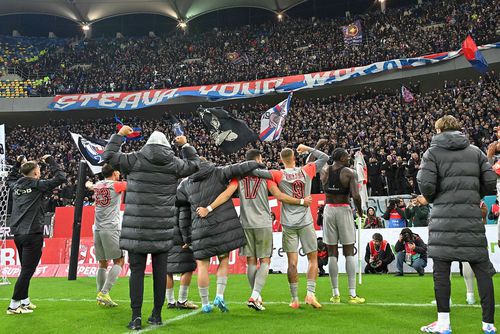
xmin=323 ymin=205 xmax=356 ymax=245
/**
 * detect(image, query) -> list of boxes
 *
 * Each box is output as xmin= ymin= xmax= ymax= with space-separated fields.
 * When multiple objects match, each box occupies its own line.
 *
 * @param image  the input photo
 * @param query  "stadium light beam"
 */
xmin=178 ymin=21 xmax=187 ymax=30
xmin=277 ymin=13 xmax=283 ymax=21
xmin=82 ymin=24 xmax=90 ymax=31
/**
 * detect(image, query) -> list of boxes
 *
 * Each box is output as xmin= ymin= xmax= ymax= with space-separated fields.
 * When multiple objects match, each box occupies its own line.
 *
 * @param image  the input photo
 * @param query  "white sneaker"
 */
xmin=6 ymin=306 xmax=33 ymax=315
xmin=466 ymin=296 xmax=475 ymax=305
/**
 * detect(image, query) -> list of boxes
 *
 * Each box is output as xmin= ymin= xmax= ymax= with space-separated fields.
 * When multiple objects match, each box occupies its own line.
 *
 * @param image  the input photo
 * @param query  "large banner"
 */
xmin=48 ymin=43 xmax=500 ymax=111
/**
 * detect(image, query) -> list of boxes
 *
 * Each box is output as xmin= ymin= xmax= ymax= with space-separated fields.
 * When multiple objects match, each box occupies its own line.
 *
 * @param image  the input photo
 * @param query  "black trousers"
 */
xmin=129 ymin=251 xmax=168 ymax=319
xmin=12 ymin=233 xmax=44 ymax=301
xmin=433 ymin=259 xmax=495 ymax=323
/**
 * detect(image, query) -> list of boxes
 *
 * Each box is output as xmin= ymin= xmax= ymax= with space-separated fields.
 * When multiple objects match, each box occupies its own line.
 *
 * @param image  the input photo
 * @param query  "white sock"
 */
xmin=328 ymin=256 xmax=339 ymax=296
xmin=21 ymin=297 xmax=30 ymax=305
xmin=9 ymin=299 xmax=20 ymax=309
xmin=101 ymin=264 xmax=121 ymax=294
xmin=178 ymin=285 xmax=189 ymax=303
xmin=199 ymin=286 xmax=209 ymax=306
xmin=247 ymin=264 xmax=257 ymax=290
xmin=463 ymin=262 xmax=475 ymax=294
xmin=466 ymin=292 xmax=475 ymax=301
xmin=96 ymin=268 xmax=107 ymax=293
xmin=166 ymin=288 xmax=175 ymax=304
xmin=437 ymin=312 xmax=450 ymax=328
xmin=345 ymin=255 xmax=357 ymax=296
xmin=306 ymin=279 xmax=316 ymax=297
xmin=216 ymin=276 xmax=227 ymax=299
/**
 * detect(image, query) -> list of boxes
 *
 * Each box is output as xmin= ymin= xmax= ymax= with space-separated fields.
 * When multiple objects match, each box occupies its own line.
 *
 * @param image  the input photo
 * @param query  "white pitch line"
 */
xmin=0 ymin=297 xmax=498 ymax=308
xmin=123 ymin=309 xmax=201 ymax=334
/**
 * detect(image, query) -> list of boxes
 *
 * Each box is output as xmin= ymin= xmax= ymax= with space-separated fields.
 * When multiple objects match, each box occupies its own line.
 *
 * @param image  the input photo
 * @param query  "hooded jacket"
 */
xmin=102 ymin=132 xmax=200 ymax=253
xmin=417 ymin=131 xmax=496 ymax=262
xmin=7 ymin=157 xmax=66 ymax=235
xmin=176 ymin=160 xmax=262 ymax=260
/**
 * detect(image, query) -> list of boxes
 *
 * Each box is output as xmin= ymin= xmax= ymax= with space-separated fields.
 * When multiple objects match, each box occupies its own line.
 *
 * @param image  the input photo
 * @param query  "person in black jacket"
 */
xmin=6 ymin=154 xmax=66 ymax=315
xmin=176 ymin=158 xmax=264 ymax=314
xmin=394 ymin=228 xmax=427 ymax=276
xmin=166 ymin=181 xmax=197 ymax=310
xmin=382 ymin=198 xmax=407 ymax=228
xmin=417 ymin=115 xmax=497 ymax=334
xmin=103 ymin=125 xmax=200 ymax=330
xmin=364 ymin=233 xmax=394 ymax=274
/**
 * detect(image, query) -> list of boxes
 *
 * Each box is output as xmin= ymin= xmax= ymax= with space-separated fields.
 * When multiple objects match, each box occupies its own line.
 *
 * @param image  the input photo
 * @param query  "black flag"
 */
xmin=197 ymin=107 xmax=258 ymax=154
xmin=70 ymin=132 xmax=108 ymax=174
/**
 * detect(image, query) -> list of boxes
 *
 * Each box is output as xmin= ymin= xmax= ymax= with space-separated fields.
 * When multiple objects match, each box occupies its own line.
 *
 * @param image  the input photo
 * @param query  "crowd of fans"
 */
xmin=4 ymin=74 xmax=498 ymax=210
xmin=0 ymin=0 xmax=498 ymax=97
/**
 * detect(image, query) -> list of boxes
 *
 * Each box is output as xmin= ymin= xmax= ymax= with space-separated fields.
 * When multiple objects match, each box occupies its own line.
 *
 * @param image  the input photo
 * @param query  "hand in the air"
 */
xmin=174 ymin=136 xmax=187 ymax=146
xmin=296 ymin=144 xmax=310 ymax=154
xmin=118 ymin=125 xmax=134 ymax=136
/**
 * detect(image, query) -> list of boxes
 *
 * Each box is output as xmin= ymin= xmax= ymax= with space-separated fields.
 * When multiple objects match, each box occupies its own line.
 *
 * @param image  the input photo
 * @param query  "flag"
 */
xmin=354 ymin=151 xmax=368 ymax=210
xmin=259 ymin=93 xmax=292 ymax=142
xmin=114 ymin=115 xmax=143 ymax=141
xmin=167 ymin=114 xmax=185 ymax=136
xmin=70 ymin=132 xmax=107 ymax=174
xmin=401 ymin=85 xmax=415 ymax=103
xmin=226 ymin=52 xmax=249 ymax=65
xmin=462 ymin=35 xmax=488 ymax=73
xmin=197 ymin=107 xmax=258 ymax=154
xmin=341 ymin=20 xmax=363 ymax=45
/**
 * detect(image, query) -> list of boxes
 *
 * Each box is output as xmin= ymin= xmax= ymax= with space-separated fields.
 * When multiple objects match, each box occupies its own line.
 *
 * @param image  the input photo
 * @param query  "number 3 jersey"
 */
xmin=93 ymin=180 xmax=127 ymax=231
xmin=269 ymin=163 xmax=317 ymax=229
xmin=230 ymin=176 xmax=275 ymax=229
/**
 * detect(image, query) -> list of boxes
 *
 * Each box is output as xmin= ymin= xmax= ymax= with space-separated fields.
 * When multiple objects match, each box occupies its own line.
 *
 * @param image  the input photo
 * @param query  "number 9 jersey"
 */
xmin=268 ymin=163 xmax=316 ymax=229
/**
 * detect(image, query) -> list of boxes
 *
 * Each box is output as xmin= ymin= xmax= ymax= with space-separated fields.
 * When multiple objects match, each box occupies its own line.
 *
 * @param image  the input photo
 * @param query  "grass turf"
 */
xmin=0 ymin=273 xmax=498 ymax=333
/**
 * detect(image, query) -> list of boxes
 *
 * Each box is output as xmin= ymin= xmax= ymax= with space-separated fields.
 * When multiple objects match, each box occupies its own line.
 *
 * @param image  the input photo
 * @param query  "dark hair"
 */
xmin=101 ymin=164 xmax=117 ymax=178
xmin=332 ymin=148 xmax=348 ymax=162
xmin=372 ymin=233 xmax=383 ymax=242
xmin=245 ymin=149 xmax=262 ymax=161
xmin=20 ymin=161 xmax=38 ymax=176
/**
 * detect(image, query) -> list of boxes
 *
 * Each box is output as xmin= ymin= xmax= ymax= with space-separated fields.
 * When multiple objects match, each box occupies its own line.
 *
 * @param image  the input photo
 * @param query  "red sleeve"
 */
xmin=303 ymin=163 xmax=317 ymax=179
xmin=229 ymin=178 xmax=239 ymax=187
xmin=266 ymin=180 xmax=278 ymax=189
xmin=113 ymin=181 xmax=127 ymax=193
xmin=270 ymin=170 xmax=283 ymax=184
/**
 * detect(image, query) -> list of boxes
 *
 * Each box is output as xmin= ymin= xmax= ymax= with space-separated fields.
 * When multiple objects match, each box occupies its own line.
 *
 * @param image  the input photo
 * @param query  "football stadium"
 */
xmin=0 ymin=0 xmax=499 ymax=333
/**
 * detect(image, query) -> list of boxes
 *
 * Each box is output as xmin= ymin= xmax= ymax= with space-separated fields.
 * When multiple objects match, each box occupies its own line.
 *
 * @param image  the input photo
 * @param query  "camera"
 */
xmin=388 ymin=199 xmax=398 ymax=209
xmin=402 ymin=231 xmax=413 ymax=243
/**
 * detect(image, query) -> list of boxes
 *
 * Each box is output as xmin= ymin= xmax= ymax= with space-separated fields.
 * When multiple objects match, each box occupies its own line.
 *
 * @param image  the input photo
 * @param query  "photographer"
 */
xmin=405 ymin=195 xmax=430 ymax=227
xmin=382 ymin=197 xmax=407 ymax=228
xmin=6 ymin=154 xmax=66 ymax=314
xmin=364 ymin=233 xmax=395 ymax=274
xmin=394 ymin=228 xmax=427 ymax=276
xmin=317 ymin=237 xmax=329 ymax=277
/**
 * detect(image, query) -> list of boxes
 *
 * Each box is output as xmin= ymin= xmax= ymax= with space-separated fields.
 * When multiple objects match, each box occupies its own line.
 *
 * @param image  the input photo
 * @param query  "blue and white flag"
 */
xmin=259 ymin=93 xmax=292 ymax=142
xmin=70 ymin=132 xmax=108 ymax=175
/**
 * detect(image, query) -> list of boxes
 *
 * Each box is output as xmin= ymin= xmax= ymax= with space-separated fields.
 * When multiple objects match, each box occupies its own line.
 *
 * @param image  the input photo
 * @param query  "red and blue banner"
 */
xmin=48 ymin=43 xmax=499 ymax=112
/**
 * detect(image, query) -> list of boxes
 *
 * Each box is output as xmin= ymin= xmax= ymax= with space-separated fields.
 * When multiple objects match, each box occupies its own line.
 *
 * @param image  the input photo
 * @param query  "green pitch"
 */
xmin=1 ymin=274 xmax=498 ymax=333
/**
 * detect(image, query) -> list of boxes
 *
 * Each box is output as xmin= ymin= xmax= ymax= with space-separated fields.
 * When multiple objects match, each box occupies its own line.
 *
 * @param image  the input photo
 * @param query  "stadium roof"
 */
xmin=0 ymin=0 xmax=306 ymax=24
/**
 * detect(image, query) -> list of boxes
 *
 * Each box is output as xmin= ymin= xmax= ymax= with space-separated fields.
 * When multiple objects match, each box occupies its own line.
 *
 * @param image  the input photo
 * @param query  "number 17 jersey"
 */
xmin=269 ymin=163 xmax=316 ymax=229
xmin=230 ymin=177 xmax=274 ymax=229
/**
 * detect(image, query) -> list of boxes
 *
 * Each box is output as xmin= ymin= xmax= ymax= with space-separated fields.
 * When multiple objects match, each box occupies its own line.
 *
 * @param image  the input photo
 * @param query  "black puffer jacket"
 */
xmin=167 ymin=180 xmax=196 ymax=274
xmin=103 ymin=132 xmax=199 ymax=253
xmin=417 ymin=131 xmax=497 ymax=262
xmin=178 ymin=160 xmax=262 ymax=260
